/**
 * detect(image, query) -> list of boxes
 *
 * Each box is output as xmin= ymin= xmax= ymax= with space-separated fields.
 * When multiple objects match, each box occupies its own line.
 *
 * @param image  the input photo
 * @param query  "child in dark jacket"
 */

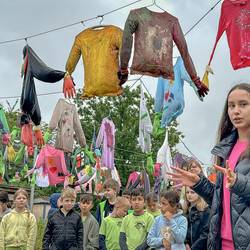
xmin=43 ymin=187 xmax=83 ymax=250
xmin=184 ymin=187 xmax=210 ymax=250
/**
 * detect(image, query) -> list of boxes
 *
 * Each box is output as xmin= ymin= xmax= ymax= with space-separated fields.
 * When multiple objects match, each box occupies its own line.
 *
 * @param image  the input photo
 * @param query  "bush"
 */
xmin=35 ymin=218 xmax=46 ymax=250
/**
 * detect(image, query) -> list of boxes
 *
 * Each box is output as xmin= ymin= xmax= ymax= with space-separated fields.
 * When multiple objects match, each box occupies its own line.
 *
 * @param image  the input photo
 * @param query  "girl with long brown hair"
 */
xmin=168 ymin=83 xmax=250 ymax=250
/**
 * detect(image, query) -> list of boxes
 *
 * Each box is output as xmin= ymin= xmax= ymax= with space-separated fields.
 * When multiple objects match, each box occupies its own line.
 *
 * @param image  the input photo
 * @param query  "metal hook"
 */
xmin=97 ymin=15 xmax=104 ymax=25
xmin=80 ymin=21 xmax=85 ymax=26
xmin=24 ymin=38 xmax=28 ymax=45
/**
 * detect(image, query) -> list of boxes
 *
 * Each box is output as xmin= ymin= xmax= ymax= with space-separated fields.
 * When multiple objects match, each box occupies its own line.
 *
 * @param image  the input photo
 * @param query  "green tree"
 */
xmin=74 ymin=86 xmax=183 ymax=186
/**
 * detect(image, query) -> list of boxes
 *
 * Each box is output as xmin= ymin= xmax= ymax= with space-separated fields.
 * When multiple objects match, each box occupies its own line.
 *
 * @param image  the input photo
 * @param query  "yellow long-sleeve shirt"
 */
xmin=66 ymin=25 xmax=123 ymax=98
xmin=0 ymin=209 xmax=37 ymax=250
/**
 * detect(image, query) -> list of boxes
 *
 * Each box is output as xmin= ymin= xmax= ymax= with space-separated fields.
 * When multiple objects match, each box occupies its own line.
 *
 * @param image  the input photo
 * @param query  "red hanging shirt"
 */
xmin=209 ymin=0 xmax=250 ymax=70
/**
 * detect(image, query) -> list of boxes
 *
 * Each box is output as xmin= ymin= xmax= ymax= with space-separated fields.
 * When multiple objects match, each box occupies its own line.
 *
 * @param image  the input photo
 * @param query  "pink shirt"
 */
xmin=36 ymin=145 xmax=69 ymax=186
xmin=221 ymin=140 xmax=248 ymax=250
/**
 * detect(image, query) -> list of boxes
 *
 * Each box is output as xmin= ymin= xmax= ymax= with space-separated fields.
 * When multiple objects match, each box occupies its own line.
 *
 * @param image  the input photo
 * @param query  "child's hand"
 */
xmin=163 ymin=238 xmax=171 ymax=250
xmin=214 ymin=160 xmax=236 ymax=188
xmin=164 ymin=211 xmax=173 ymax=220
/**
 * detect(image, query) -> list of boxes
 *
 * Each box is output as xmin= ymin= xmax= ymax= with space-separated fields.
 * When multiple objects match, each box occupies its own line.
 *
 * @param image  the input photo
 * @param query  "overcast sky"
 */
xmin=0 ymin=0 xmax=249 ymax=167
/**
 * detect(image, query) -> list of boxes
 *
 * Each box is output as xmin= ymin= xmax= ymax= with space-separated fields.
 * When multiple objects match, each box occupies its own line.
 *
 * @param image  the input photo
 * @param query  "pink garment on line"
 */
xmin=208 ymin=0 xmax=250 ymax=70
xmin=126 ymin=171 xmax=140 ymax=189
xmin=96 ymin=118 xmax=115 ymax=169
xmin=36 ymin=145 xmax=69 ymax=186
xmin=221 ymin=140 xmax=248 ymax=250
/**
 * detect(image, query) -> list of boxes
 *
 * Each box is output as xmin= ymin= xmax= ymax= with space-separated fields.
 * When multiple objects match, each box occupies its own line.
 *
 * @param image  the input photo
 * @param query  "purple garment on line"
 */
xmin=96 ymin=118 xmax=115 ymax=169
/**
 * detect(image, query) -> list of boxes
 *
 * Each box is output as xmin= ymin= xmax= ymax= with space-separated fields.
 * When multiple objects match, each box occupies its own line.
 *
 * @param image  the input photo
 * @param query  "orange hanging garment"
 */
xmin=65 ymin=25 xmax=123 ymax=98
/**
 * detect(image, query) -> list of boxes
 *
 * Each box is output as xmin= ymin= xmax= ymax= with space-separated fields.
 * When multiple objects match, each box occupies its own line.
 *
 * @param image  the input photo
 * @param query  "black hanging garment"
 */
xmin=20 ymin=45 xmax=65 ymax=126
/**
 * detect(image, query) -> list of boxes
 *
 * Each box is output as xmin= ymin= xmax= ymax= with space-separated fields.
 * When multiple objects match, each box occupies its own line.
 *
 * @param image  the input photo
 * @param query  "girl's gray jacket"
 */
xmin=193 ymin=130 xmax=250 ymax=250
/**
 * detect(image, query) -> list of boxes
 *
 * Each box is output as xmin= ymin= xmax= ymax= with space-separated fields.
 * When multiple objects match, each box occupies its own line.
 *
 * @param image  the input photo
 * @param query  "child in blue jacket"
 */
xmin=147 ymin=190 xmax=187 ymax=250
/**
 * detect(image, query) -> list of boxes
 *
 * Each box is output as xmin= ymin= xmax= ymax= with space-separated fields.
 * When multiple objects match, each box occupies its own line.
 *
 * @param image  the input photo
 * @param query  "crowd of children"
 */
xmin=0 ymin=178 xmax=210 ymax=250
xmin=0 ymin=83 xmax=249 ymax=250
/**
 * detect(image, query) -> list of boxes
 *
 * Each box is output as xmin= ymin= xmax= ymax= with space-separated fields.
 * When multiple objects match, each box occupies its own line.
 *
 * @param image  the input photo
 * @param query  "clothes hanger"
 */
xmin=90 ymin=15 xmax=109 ymax=30
xmin=145 ymin=0 xmax=167 ymax=13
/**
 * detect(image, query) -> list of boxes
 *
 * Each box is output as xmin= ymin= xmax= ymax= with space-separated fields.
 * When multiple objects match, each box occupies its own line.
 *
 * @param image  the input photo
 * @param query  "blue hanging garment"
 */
xmin=154 ymin=57 xmax=203 ymax=128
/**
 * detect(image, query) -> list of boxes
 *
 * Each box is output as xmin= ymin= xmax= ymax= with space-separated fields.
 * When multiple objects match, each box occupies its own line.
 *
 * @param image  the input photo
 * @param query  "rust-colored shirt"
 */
xmin=66 ymin=25 xmax=123 ymax=98
xmin=120 ymin=7 xmax=198 ymax=81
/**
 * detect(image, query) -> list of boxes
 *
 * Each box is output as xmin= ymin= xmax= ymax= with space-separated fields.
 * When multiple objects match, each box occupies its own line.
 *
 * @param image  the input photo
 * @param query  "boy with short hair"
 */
xmin=79 ymin=193 xmax=99 ymax=250
xmin=95 ymin=179 xmax=119 ymax=225
xmin=43 ymin=187 xmax=83 ymax=250
xmin=120 ymin=188 xmax=154 ymax=250
xmin=146 ymin=192 xmax=161 ymax=218
xmin=99 ymin=197 xmax=130 ymax=250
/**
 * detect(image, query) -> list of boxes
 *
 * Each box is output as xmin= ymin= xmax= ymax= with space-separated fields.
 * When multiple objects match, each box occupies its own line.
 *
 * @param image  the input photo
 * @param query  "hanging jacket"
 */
xmin=208 ymin=0 xmax=250 ymax=70
xmin=20 ymin=45 xmax=65 ymax=126
xmin=154 ymin=57 xmax=202 ymax=128
xmin=185 ymin=206 xmax=210 ymax=250
xmin=139 ymin=85 xmax=153 ymax=153
xmin=192 ymin=130 xmax=250 ymax=250
xmin=96 ymin=118 xmax=115 ymax=169
xmin=120 ymin=7 xmax=199 ymax=81
xmin=66 ymin=25 xmax=123 ymax=98
xmin=49 ymin=98 xmax=86 ymax=153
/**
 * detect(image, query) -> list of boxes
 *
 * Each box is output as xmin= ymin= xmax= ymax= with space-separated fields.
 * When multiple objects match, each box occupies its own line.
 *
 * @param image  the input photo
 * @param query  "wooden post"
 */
xmin=29 ymin=146 xmax=37 ymax=211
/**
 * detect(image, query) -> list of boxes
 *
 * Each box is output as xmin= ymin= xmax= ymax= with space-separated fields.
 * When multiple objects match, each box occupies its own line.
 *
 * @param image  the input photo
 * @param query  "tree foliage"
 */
xmin=74 ymin=86 xmax=183 ymax=186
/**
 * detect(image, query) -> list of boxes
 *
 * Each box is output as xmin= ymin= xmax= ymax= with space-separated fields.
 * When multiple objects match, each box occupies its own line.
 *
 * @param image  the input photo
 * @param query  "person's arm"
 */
xmin=192 ymin=175 xmax=215 ymax=206
xmin=77 ymin=216 xmax=84 ymax=250
xmin=0 ymin=217 xmax=6 ymax=250
xmin=214 ymin=160 xmax=250 ymax=201
xmin=170 ymin=216 xmax=188 ymax=244
xmin=119 ymin=217 xmax=129 ymax=250
xmin=99 ymin=218 xmax=107 ymax=250
xmin=42 ymin=217 xmax=53 ymax=250
xmin=87 ymin=219 xmax=99 ymax=250
xmin=191 ymin=209 xmax=210 ymax=250
xmin=147 ymin=220 xmax=163 ymax=248
xmin=99 ymin=235 xmax=107 ymax=250
xmin=95 ymin=204 xmax=102 ymax=225
xmin=135 ymin=236 xmax=149 ymax=250
xmin=26 ymin=214 xmax=37 ymax=250
xmin=119 ymin=232 xmax=129 ymax=250
xmin=231 ymin=169 xmax=250 ymax=200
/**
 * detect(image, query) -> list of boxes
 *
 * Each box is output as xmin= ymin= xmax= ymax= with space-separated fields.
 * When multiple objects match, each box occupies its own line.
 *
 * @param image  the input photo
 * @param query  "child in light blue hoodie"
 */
xmin=147 ymin=190 xmax=187 ymax=250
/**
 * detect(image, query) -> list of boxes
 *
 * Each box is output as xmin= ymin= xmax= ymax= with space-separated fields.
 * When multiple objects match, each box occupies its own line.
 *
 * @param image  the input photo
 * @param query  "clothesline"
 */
xmin=0 ymin=0 xmax=145 ymax=45
xmin=0 ymin=0 xmax=222 ymax=45
xmin=0 ymin=77 xmax=142 ymax=100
